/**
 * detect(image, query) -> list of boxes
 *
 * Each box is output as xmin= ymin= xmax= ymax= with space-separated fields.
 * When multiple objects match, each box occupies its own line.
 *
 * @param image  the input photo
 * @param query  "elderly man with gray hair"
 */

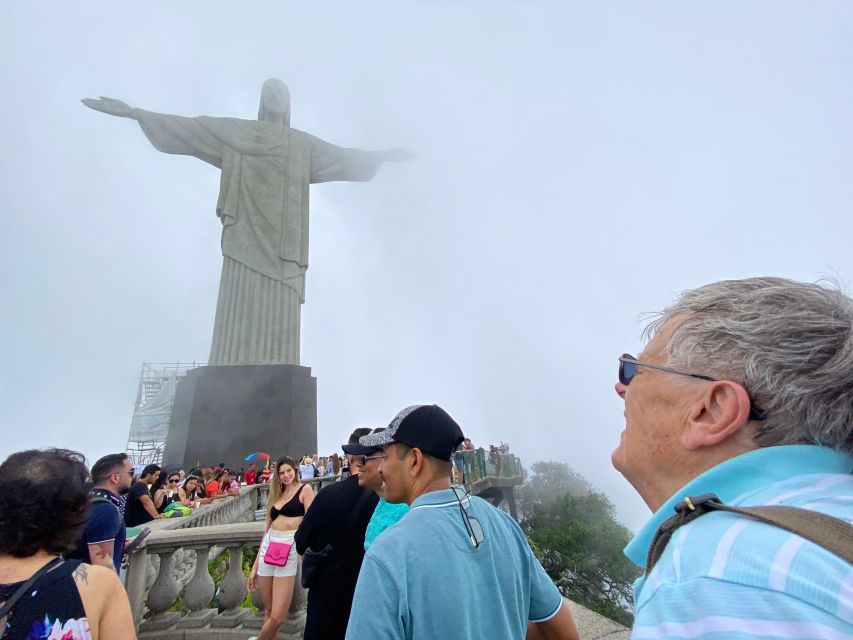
xmin=614 ymin=277 xmax=853 ymax=639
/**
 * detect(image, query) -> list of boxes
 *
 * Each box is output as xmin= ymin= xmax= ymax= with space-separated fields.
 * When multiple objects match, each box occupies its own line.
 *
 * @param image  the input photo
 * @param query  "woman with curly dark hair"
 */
xmin=0 ymin=448 xmax=135 ymax=640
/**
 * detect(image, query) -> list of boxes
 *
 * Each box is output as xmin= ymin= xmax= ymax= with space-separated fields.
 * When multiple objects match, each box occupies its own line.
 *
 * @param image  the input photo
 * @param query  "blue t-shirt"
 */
xmin=346 ymin=488 xmax=562 ymax=640
xmin=364 ymin=498 xmax=410 ymax=550
xmin=69 ymin=493 xmax=126 ymax=573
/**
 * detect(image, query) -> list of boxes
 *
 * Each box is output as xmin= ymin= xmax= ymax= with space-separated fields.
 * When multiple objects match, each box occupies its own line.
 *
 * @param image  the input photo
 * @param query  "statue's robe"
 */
xmin=134 ymin=110 xmax=382 ymax=365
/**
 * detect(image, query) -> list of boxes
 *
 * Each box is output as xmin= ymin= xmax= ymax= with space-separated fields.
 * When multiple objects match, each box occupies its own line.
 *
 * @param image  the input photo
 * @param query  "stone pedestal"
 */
xmin=163 ymin=364 xmax=317 ymax=469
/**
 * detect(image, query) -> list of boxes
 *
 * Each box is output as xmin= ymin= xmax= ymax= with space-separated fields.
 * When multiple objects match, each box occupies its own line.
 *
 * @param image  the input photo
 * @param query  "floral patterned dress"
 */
xmin=0 ymin=560 xmax=91 ymax=640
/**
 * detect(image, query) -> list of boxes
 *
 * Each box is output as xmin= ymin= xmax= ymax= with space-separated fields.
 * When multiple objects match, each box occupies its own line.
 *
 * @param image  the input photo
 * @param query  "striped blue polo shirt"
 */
xmin=625 ymin=445 xmax=853 ymax=639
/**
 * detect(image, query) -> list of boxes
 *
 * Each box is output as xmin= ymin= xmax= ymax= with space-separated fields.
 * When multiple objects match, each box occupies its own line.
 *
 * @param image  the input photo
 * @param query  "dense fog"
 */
xmin=2 ymin=2 xmax=852 ymax=531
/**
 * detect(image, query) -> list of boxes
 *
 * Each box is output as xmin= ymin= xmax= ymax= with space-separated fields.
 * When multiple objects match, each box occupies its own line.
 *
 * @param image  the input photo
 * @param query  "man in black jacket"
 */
xmin=294 ymin=428 xmax=379 ymax=640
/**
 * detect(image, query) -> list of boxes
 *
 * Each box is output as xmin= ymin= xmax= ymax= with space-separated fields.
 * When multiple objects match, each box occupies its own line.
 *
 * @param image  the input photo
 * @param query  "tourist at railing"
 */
xmin=247 ymin=456 xmax=315 ymax=640
xmin=294 ymin=428 xmax=378 ymax=640
xmin=222 ymin=470 xmax=241 ymax=495
xmin=150 ymin=470 xmax=180 ymax=514
xmin=347 ymin=405 xmax=579 ymax=640
xmin=0 ymin=448 xmax=136 ymax=639
xmin=200 ymin=469 xmax=236 ymax=500
xmin=67 ymin=452 xmax=132 ymax=574
xmin=125 ymin=464 xmax=163 ymax=526
xmin=204 ymin=469 xmax=224 ymax=497
xmin=355 ymin=428 xmax=410 ymax=550
xmin=200 ymin=466 xmax=213 ymax=489
xmin=177 ymin=475 xmax=212 ymax=506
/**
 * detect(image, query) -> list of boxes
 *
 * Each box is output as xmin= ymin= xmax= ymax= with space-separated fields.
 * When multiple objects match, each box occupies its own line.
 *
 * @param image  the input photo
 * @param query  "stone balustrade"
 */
xmin=125 ymin=476 xmax=337 ymax=637
xmin=137 ymin=484 xmax=263 ymax=539
xmin=128 ymin=521 xmax=306 ymax=638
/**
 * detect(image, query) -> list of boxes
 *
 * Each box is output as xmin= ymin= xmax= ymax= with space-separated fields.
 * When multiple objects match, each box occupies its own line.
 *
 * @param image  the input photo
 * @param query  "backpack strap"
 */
xmin=88 ymin=490 xmax=123 ymax=539
xmin=646 ymin=493 xmax=853 ymax=574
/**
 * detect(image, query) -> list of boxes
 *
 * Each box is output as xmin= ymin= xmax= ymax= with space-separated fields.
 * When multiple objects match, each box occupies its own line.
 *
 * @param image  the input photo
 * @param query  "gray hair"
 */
xmin=644 ymin=277 xmax=853 ymax=451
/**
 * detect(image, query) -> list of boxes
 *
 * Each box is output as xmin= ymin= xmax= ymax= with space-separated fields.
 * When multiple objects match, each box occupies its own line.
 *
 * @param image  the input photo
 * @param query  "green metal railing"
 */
xmin=454 ymin=448 xmax=522 ymax=484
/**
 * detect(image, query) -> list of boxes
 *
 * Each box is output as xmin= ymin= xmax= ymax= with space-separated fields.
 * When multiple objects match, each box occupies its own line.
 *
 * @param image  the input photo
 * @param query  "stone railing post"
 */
xmin=125 ymin=548 xmax=149 ymax=628
xmin=245 ymin=554 xmax=266 ymax=635
xmin=139 ymin=550 xmax=180 ymax=632
xmin=211 ymin=544 xmax=250 ymax=628
xmin=175 ymin=546 xmax=215 ymax=628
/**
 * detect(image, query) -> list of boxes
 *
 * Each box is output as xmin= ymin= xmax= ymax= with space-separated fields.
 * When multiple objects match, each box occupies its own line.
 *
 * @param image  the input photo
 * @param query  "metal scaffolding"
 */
xmin=125 ymin=362 xmax=203 ymax=465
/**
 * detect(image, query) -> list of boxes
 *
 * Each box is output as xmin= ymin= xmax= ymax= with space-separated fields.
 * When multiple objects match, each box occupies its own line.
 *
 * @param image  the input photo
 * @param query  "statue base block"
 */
xmin=163 ymin=364 xmax=317 ymax=470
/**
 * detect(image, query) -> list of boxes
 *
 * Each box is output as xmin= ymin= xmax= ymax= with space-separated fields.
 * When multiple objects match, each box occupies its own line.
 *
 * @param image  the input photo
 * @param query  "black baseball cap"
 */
xmin=342 ymin=427 xmax=382 ymax=456
xmin=358 ymin=405 xmax=464 ymax=461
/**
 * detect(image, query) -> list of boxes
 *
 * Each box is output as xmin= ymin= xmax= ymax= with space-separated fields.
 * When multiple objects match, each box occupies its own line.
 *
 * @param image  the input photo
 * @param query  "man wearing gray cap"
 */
xmin=346 ymin=404 xmax=578 ymax=640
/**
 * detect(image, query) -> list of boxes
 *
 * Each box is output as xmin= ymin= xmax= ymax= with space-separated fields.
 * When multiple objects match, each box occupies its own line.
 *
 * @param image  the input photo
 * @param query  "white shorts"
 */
xmin=257 ymin=529 xmax=298 ymax=577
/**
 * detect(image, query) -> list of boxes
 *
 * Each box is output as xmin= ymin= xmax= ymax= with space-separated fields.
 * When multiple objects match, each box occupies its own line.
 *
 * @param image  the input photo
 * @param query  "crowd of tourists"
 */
xmin=1 ymin=277 xmax=852 ymax=639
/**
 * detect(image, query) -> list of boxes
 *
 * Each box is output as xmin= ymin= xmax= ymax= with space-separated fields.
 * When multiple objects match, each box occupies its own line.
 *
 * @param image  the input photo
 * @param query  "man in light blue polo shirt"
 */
xmin=614 ymin=277 xmax=853 ymax=639
xmin=346 ymin=404 xmax=578 ymax=640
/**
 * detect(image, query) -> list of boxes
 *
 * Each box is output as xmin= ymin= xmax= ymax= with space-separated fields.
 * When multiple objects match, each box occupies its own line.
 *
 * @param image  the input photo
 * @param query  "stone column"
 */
xmin=140 ymin=551 xmax=181 ymax=632
xmin=176 ymin=547 xmax=216 ymax=628
xmin=211 ymin=545 xmax=251 ymax=627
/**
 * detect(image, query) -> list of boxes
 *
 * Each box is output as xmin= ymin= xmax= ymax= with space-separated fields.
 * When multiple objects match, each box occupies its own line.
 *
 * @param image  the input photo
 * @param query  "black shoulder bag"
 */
xmin=301 ymin=488 xmax=374 ymax=589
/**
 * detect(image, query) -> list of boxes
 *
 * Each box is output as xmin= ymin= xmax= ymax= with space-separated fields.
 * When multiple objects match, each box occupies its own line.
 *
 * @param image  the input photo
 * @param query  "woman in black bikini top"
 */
xmin=248 ymin=456 xmax=315 ymax=640
xmin=269 ymin=484 xmax=306 ymax=519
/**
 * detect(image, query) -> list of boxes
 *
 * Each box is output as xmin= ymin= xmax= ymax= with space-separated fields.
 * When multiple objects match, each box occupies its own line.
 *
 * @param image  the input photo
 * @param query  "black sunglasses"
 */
xmin=619 ymin=354 xmax=767 ymax=421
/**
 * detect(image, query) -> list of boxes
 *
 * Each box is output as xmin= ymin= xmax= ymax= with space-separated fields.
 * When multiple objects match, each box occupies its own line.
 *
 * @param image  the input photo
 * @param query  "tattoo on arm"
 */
xmin=73 ymin=563 xmax=89 ymax=584
xmin=87 ymin=540 xmax=115 ymax=568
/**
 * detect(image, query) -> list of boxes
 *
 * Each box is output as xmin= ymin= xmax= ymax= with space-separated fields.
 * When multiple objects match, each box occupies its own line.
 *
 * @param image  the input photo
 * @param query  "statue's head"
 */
xmin=258 ymin=78 xmax=290 ymax=126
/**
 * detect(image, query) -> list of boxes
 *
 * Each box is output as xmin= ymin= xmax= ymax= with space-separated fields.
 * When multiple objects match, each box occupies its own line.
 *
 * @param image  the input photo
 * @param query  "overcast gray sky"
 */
xmin=2 ymin=2 xmax=852 ymax=532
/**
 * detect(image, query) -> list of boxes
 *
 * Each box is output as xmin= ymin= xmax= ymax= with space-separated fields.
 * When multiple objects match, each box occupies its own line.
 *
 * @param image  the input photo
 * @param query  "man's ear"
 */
xmin=681 ymin=380 xmax=752 ymax=450
xmin=409 ymin=448 xmax=426 ymax=478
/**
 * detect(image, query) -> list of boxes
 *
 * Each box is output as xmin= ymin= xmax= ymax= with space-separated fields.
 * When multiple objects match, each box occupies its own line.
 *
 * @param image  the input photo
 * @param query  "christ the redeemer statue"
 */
xmin=84 ymin=79 xmax=410 ymax=366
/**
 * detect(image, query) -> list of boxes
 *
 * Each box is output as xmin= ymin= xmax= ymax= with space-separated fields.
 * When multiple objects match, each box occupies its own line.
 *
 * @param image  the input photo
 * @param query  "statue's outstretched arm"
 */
xmin=81 ymin=98 xmax=223 ymax=167
xmin=82 ymin=97 xmax=137 ymax=120
xmin=381 ymin=148 xmax=416 ymax=162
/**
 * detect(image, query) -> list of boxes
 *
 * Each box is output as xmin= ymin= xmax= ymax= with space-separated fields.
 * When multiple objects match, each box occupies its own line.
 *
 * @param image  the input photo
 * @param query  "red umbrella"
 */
xmin=245 ymin=452 xmax=271 ymax=462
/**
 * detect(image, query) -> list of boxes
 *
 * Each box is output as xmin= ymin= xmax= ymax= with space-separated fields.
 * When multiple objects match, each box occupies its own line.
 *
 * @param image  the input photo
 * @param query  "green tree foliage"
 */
xmin=517 ymin=461 xmax=593 ymax=520
xmin=170 ymin=545 xmax=261 ymax=614
xmin=520 ymin=462 xmax=640 ymax=627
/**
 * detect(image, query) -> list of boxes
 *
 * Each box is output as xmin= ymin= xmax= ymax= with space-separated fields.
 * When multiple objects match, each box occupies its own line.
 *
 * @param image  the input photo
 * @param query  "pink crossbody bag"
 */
xmin=263 ymin=540 xmax=292 ymax=566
